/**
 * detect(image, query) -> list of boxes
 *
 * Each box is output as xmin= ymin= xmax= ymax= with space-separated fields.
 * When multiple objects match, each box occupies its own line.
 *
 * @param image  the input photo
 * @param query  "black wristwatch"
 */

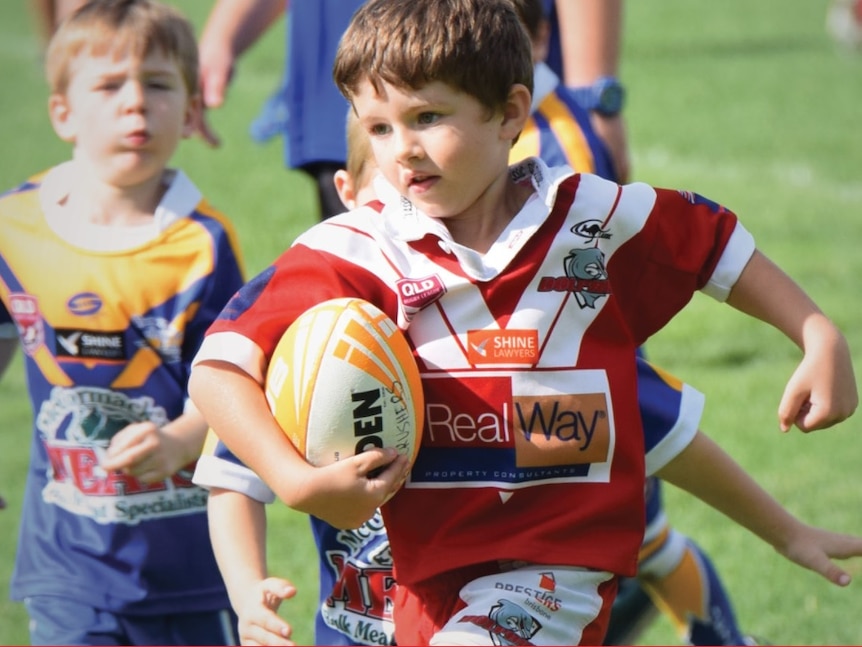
xmin=570 ymin=76 xmax=626 ymax=117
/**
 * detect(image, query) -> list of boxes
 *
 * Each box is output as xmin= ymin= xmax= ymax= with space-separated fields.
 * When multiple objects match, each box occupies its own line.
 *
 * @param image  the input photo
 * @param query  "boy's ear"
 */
xmin=48 ymin=94 xmax=76 ymax=143
xmin=500 ymin=83 xmax=532 ymax=142
xmin=182 ymin=93 xmax=203 ymax=139
xmin=333 ymin=169 xmax=356 ymax=210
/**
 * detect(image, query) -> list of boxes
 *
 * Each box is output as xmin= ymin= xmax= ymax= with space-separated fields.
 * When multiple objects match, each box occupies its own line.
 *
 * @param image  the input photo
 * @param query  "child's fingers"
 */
xmin=260 ymin=577 xmax=296 ymax=608
xmin=786 ymin=530 xmax=862 ymax=586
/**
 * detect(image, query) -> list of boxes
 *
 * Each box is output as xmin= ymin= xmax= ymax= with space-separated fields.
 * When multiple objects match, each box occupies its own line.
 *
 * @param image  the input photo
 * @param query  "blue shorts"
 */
xmin=24 ymin=595 xmax=238 ymax=646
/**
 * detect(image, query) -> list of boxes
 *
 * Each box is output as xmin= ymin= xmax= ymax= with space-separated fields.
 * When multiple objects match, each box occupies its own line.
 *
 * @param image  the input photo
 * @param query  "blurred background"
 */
xmin=1 ymin=1 xmax=861 ymax=644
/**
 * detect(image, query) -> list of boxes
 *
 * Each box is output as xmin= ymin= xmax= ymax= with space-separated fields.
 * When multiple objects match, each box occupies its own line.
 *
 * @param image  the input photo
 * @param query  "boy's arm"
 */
xmin=189 ymin=360 xmax=410 ymax=529
xmin=657 ymin=431 xmax=862 ymax=587
xmin=208 ymin=488 xmax=295 ymax=645
xmin=553 ymin=0 xmax=630 ymax=182
xmin=726 ymin=250 xmax=857 ymax=432
xmin=100 ymin=402 xmax=209 ymax=483
xmin=196 ymin=0 xmax=285 ymax=146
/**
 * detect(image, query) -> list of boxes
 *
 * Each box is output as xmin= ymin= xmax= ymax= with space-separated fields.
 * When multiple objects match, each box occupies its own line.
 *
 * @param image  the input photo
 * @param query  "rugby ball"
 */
xmin=264 ymin=297 xmax=423 ymax=468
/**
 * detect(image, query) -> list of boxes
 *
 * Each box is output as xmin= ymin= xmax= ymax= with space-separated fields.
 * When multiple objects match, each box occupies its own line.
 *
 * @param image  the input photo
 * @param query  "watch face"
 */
xmin=598 ymin=86 xmax=623 ymax=114
xmin=597 ymin=81 xmax=624 ymax=116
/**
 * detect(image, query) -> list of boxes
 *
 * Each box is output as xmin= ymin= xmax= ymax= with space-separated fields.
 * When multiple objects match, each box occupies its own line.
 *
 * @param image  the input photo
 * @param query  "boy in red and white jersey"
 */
xmin=190 ymin=1 xmax=859 ymax=644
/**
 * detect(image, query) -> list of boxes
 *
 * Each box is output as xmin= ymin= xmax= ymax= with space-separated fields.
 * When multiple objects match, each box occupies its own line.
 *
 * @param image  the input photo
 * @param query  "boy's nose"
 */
xmin=394 ymin=128 xmax=422 ymax=163
xmin=120 ymin=80 xmax=146 ymax=111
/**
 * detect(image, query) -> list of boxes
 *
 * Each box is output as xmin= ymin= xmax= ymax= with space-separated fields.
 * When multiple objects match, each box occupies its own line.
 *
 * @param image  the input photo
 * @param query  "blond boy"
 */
xmin=0 ymin=1 xmax=243 ymax=643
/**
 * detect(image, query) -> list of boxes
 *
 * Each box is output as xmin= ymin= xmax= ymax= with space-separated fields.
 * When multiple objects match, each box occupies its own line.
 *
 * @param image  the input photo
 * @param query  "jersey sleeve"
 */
xmin=193 ymin=430 xmax=276 ymax=503
xmin=194 ymin=232 xmax=396 ymax=383
xmin=181 ymin=213 xmax=246 ymax=373
xmin=604 ymin=181 xmax=756 ymax=345
xmin=637 ymin=359 xmax=704 ymax=476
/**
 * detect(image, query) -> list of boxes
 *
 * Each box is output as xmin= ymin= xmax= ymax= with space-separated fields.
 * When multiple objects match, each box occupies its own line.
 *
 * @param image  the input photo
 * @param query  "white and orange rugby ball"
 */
xmin=264 ymin=297 xmax=423 ymax=468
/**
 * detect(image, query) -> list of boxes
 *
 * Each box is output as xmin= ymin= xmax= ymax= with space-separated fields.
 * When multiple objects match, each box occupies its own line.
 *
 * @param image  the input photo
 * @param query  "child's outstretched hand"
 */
xmin=776 ymin=523 xmax=862 ymax=587
xmin=778 ymin=319 xmax=858 ymax=433
xmin=236 ymin=577 xmax=296 ymax=646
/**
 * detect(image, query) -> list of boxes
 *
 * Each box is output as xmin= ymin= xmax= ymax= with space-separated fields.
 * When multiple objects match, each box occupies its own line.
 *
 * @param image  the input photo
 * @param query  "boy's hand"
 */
xmin=777 ymin=523 xmax=862 ymax=587
xmin=778 ymin=325 xmax=858 ymax=432
xmin=101 ymin=421 xmax=188 ymax=483
xmin=291 ymin=448 xmax=411 ymax=529
xmin=236 ymin=577 xmax=296 ymax=646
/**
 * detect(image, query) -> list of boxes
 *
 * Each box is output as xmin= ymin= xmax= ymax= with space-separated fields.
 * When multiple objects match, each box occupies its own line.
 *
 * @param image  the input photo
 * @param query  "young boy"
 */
xmin=0 ymin=1 xmax=244 ymax=644
xmin=190 ymin=0 xmax=859 ymax=644
xmin=196 ymin=111 xmax=732 ymax=646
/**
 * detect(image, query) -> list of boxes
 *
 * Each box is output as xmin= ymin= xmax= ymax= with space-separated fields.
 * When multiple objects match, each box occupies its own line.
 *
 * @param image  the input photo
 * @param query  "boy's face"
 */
xmin=49 ymin=48 xmax=197 ymax=188
xmin=353 ymin=78 xmax=526 ymax=222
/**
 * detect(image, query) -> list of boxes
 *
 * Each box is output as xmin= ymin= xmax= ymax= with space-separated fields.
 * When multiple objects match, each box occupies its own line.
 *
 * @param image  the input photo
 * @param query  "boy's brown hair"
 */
xmin=46 ymin=0 xmax=199 ymax=96
xmin=333 ymin=0 xmax=533 ymax=116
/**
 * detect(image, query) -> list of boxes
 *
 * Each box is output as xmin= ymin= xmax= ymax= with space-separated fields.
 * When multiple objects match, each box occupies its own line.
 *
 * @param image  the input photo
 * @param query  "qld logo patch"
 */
xmin=9 ymin=293 xmax=43 ymax=355
xmin=397 ymin=274 xmax=445 ymax=320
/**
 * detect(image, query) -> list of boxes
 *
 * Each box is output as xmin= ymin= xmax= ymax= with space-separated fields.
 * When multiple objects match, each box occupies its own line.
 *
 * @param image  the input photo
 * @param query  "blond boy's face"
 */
xmin=49 ymin=48 xmax=196 ymax=188
xmin=353 ymin=78 xmax=523 ymax=222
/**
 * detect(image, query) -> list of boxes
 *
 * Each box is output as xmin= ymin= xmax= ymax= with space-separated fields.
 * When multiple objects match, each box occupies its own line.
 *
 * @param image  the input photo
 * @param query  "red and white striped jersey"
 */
xmin=197 ymin=157 xmax=755 ymax=586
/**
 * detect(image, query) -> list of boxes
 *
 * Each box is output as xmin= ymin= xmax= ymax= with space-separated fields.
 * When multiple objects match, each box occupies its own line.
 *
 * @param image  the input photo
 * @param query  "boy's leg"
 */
xmin=122 ymin=609 xmax=239 ymax=646
xmin=24 ymin=595 xmax=126 ymax=646
xmin=602 ymin=576 xmax=658 ymax=646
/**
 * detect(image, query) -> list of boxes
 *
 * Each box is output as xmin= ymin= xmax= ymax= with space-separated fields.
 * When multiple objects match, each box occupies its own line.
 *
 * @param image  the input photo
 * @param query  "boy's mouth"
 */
xmin=124 ymin=129 xmax=150 ymax=147
xmin=406 ymin=173 xmax=438 ymax=192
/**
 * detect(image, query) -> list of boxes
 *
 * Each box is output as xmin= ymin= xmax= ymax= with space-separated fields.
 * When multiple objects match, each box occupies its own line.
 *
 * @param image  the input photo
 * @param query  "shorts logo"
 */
xmin=461 ymin=599 xmax=541 ymax=645
xmin=8 ymin=293 xmax=43 ymax=355
xmin=468 ymin=330 xmax=538 ymax=365
xmin=397 ymin=275 xmax=445 ymax=319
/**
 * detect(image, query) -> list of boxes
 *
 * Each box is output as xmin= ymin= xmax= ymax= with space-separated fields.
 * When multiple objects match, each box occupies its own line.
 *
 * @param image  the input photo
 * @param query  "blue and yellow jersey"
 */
xmin=510 ymin=62 xmax=618 ymax=182
xmin=0 ymin=165 xmax=244 ymax=614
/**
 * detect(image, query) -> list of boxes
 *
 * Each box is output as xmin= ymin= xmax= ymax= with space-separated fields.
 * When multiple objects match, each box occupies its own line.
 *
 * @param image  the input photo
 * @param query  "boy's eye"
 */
xmin=147 ymin=81 xmax=172 ymax=90
xmin=417 ymin=112 xmax=439 ymax=125
xmin=369 ymin=123 xmax=391 ymax=136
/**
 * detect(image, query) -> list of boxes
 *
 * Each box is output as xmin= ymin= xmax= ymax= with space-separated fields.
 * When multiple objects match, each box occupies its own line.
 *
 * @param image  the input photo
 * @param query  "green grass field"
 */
xmin=1 ymin=1 xmax=861 ymax=644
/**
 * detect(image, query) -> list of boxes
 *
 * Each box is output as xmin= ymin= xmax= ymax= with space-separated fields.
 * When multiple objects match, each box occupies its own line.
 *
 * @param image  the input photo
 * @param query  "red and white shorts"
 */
xmin=394 ymin=561 xmax=618 ymax=646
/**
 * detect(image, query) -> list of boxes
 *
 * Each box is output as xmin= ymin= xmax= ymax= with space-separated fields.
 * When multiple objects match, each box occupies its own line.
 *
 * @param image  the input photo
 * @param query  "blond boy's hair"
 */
xmin=46 ymin=0 xmax=199 ymax=96
xmin=333 ymin=0 xmax=533 ymax=117
xmin=344 ymin=110 xmax=376 ymax=194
